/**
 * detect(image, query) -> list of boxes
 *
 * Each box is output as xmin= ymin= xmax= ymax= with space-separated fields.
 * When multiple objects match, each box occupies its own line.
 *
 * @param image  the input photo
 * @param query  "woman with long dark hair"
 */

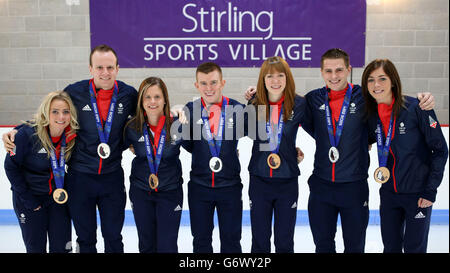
xmin=124 ymin=77 xmax=184 ymax=253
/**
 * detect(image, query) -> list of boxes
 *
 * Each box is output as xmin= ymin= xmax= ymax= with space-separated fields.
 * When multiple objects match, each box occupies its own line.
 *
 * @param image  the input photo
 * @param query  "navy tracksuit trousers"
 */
xmin=307 ymin=174 xmax=369 ymax=253
xmin=380 ymin=188 xmax=432 ymax=253
xmin=65 ymin=168 xmax=126 ymax=253
xmin=249 ymin=175 xmax=298 ymax=253
xmin=129 ymin=184 xmax=183 ymax=253
xmin=188 ymin=182 xmax=243 ymax=253
xmin=12 ymin=192 xmax=72 ymax=253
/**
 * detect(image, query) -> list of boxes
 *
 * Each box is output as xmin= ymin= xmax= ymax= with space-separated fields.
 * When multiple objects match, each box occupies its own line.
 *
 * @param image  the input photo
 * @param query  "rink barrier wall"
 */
xmin=0 ymin=209 xmax=448 ymax=226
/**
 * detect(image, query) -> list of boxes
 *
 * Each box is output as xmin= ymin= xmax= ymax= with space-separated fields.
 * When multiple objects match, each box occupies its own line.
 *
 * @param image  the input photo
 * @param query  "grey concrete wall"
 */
xmin=0 ymin=0 xmax=448 ymax=124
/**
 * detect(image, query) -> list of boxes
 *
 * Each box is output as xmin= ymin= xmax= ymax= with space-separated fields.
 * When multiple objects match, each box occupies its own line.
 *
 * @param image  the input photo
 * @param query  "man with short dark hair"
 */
xmin=304 ymin=48 xmax=434 ymax=253
xmin=182 ymin=62 xmax=246 ymax=253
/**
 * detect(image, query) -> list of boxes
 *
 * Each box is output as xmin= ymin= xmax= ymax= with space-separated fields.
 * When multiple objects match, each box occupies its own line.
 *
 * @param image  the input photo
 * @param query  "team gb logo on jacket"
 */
xmin=399 ymin=122 xmax=406 ymax=134
xmin=429 ymin=116 xmax=437 ymax=128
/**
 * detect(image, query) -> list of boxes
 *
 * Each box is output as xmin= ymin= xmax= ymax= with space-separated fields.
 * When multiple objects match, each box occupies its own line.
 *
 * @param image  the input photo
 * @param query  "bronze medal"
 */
xmin=53 ymin=188 xmax=68 ymax=204
xmin=374 ymin=167 xmax=390 ymax=184
xmin=267 ymin=153 xmax=281 ymax=169
xmin=149 ymin=174 xmax=159 ymax=189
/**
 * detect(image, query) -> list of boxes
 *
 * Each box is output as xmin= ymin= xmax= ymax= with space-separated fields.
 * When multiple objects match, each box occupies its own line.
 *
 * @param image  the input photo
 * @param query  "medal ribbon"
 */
xmin=376 ymin=112 xmax=394 ymax=168
xmin=143 ymin=122 xmax=166 ymax=176
xmin=324 ymin=83 xmax=352 ymax=149
xmin=201 ymin=97 xmax=227 ymax=159
xmin=89 ymin=80 xmax=119 ymax=146
xmin=49 ymin=133 xmax=66 ymax=190
xmin=265 ymin=105 xmax=284 ymax=154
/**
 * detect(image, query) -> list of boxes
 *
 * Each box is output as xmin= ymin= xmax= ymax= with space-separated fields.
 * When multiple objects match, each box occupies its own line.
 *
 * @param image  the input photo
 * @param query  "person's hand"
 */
xmin=244 ymin=86 xmax=257 ymax=101
xmin=368 ymin=144 xmax=372 ymax=151
xmin=33 ymin=206 xmax=41 ymax=211
xmin=2 ymin=129 xmax=18 ymax=154
xmin=296 ymin=147 xmax=304 ymax=164
xmin=417 ymin=92 xmax=435 ymax=111
xmin=178 ymin=110 xmax=188 ymax=124
xmin=418 ymin=198 xmax=433 ymax=208
xmin=171 ymin=106 xmax=188 ymax=124
xmin=129 ymin=144 xmax=135 ymax=155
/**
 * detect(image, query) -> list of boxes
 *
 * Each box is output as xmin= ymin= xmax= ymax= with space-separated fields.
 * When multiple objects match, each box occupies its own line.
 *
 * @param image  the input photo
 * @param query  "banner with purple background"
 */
xmin=89 ymin=0 xmax=366 ymax=68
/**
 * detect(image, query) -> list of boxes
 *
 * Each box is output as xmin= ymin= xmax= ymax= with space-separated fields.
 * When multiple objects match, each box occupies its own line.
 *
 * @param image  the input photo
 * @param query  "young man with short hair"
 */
xmin=62 ymin=44 xmax=138 ymax=253
xmin=182 ymin=62 xmax=246 ymax=253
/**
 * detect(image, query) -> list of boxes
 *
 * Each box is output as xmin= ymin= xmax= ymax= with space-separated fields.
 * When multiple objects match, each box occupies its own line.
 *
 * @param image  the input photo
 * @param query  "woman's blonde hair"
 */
xmin=252 ymin=56 xmax=297 ymax=122
xmin=27 ymin=91 xmax=79 ymax=160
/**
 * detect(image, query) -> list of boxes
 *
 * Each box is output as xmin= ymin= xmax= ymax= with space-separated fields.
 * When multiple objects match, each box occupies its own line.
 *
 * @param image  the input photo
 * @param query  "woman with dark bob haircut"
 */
xmin=361 ymin=59 xmax=448 ymax=253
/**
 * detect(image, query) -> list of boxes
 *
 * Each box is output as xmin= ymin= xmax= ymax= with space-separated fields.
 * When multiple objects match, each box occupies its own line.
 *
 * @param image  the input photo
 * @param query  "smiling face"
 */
xmin=367 ymin=67 xmax=393 ymax=105
xmin=89 ymin=50 xmax=119 ymax=90
xmin=321 ymin=58 xmax=351 ymax=91
xmin=195 ymin=70 xmax=225 ymax=105
xmin=142 ymin=84 xmax=165 ymax=118
xmin=264 ymin=70 xmax=286 ymax=102
xmin=48 ymin=99 xmax=71 ymax=137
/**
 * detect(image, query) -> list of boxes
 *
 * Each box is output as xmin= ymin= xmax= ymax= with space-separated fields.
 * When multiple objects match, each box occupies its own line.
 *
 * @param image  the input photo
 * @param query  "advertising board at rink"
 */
xmin=143 ymin=42 xmax=312 ymax=63
xmin=90 ymin=0 xmax=366 ymax=67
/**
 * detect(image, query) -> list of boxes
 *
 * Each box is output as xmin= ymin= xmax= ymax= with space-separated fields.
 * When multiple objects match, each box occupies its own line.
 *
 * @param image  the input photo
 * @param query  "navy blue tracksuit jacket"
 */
xmin=5 ymin=125 xmax=58 ymax=208
xmin=124 ymin=119 xmax=183 ymax=193
xmin=248 ymin=95 xmax=308 ymax=179
xmin=64 ymin=79 xmax=137 ymax=175
xmin=124 ymin=118 xmax=184 ymax=252
xmin=182 ymin=97 xmax=247 ymax=188
xmin=63 ymin=79 xmax=137 ymax=253
xmin=304 ymin=85 xmax=371 ymax=183
xmin=370 ymin=96 xmax=448 ymax=202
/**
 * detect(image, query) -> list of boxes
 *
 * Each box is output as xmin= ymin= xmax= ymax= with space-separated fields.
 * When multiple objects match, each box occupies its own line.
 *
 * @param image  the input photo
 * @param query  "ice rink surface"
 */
xmin=0 ymin=224 xmax=447 ymax=253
